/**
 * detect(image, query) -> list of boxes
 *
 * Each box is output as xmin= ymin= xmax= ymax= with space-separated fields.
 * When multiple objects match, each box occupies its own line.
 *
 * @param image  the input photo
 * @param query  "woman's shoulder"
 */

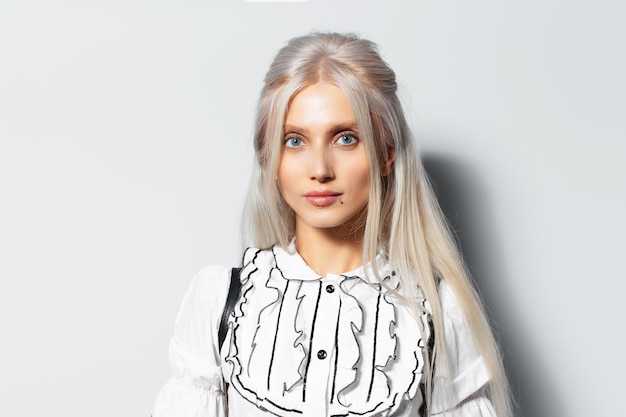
xmin=436 ymin=279 xmax=478 ymax=351
xmin=183 ymin=245 xmax=273 ymax=306
xmin=437 ymin=279 xmax=462 ymax=316
xmin=170 ymin=247 xmax=276 ymax=358
xmin=171 ymin=265 xmax=234 ymax=357
xmin=178 ymin=265 xmax=232 ymax=313
xmin=432 ymin=279 xmax=492 ymax=413
xmin=189 ymin=264 xmax=232 ymax=291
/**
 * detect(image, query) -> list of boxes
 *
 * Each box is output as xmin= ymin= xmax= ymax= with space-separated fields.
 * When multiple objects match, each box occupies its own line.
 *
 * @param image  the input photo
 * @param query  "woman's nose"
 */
xmin=308 ymin=146 xmax=334 ymax=182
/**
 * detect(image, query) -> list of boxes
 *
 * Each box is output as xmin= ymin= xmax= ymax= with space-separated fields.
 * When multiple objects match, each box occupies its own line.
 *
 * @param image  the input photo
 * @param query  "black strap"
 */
xmin=218 ymin=267 xmax=242 ymax=350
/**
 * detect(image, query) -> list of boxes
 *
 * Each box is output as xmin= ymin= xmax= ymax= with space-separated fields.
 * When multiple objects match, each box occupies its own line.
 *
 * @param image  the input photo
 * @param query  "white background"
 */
xmin=1 ymin=1 xmax=624 ymax=416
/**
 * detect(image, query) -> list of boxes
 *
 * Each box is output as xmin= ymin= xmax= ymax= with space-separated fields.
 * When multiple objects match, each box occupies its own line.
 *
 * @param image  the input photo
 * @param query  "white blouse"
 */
xmin=153 ymin=243 xmax=496 ymax=417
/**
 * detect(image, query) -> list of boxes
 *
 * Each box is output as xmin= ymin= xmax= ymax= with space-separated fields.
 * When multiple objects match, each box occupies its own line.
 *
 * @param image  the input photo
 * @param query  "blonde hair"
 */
xmin=242 ymin=32 xmax=512 ymax=417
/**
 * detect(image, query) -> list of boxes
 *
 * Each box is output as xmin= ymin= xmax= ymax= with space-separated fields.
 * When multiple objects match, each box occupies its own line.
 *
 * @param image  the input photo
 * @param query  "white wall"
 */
xmin=1 ymin=1 xmax=623 ymax=416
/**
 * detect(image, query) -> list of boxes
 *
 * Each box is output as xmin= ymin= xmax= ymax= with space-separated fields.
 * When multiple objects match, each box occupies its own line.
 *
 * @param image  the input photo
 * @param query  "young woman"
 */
xmin=153 ymin=32 xmax=512 ymax=417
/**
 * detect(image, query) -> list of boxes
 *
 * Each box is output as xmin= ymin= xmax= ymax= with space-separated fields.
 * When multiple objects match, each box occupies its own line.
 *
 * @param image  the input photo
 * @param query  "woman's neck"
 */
xmin=294 ymin=224 xmax=365 ymax=277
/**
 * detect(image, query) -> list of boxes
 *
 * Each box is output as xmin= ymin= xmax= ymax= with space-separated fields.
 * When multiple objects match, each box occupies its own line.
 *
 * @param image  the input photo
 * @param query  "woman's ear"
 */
xmin=381 ymin=148 xmax=396 ymax=176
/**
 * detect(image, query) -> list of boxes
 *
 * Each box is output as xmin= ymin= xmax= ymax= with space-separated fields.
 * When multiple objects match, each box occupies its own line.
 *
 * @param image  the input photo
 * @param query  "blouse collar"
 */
xmin=272 ymin=240 xmax=392 ymax=283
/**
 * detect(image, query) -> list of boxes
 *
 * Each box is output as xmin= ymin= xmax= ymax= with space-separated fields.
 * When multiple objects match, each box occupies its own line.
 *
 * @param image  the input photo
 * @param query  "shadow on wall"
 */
xmin=422 ymin=153 xmax=562 ymax=417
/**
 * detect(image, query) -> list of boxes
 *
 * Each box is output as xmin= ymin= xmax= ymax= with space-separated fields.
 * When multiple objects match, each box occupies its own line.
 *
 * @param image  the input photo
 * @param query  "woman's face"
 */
xmin=278 ymin=82 xmax=370 ymax=235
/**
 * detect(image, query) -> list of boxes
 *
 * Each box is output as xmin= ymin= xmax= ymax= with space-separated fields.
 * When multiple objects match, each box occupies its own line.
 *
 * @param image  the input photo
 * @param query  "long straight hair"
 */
xmin=241 ymin=32 xmax=512 ymax=417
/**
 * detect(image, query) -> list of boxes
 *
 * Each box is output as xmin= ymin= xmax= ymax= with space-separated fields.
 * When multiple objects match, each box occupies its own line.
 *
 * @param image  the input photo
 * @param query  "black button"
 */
xmin=325 ymin=284 xmax=335 ymax=293
xmin=317 ymin=349 xmax=327 ymax=360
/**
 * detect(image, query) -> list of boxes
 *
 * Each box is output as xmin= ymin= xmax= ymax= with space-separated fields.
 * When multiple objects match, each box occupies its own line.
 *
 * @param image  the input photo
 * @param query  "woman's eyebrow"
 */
xmin=283 ymin=122 xmax=359 ymax=135
xmin=328 ymin=122 xmax=359 ymax=133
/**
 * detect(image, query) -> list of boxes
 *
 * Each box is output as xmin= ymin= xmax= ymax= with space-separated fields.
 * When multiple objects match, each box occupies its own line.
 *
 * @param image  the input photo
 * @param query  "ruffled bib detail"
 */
xmin=222 ymin=245 xmax=432 ymax=417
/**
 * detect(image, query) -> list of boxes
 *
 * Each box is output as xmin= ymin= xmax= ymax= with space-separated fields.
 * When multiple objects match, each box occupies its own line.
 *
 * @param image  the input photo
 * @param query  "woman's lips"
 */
xmin=303 ymin=191 xmax=343 ymax=207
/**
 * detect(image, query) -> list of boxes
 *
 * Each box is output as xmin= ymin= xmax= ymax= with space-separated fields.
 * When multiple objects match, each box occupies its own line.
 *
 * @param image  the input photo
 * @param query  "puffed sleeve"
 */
xmin=153 ymin=265 xmax=232 ymax=417
xmin=431 ymin=282 xmax=497 ymax=416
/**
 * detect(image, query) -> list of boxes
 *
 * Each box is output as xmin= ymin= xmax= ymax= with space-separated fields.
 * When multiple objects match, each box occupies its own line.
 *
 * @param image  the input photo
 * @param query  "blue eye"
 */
xmin=285 ymin=137 xmax=303 ymax=148
xmin=337 ymin=134 xmax=357 ymax=145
